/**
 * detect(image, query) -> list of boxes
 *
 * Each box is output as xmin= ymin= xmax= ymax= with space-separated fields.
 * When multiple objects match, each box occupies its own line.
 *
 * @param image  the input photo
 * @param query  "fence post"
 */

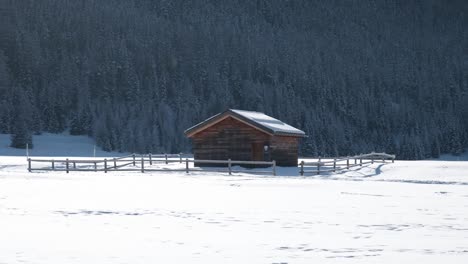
xmin=28 ymin=158 xmax=31 ymax=172
xmin=149 ymin=153 xmax=152 ymax=165
xmin=66 ymin=159 xmax=69 ymax=173
xmin=94 ymin=162 xmax=97 ymax=172
xmin=300 ymin=160 xmax=304 ymax=176
xmin=360 ymin=157 xmax=362 ymax=166
xmin=272 ymin=160 xmax=276 ymax=176
xmin=104 ymin=159 xmax=107 ymax=173
xmin=371 ymin=158 xmax=374 ymax=164
xmin=114 ymin=158 xmax=117 ymax=169
xmin=228 ymin=158 xmax=232 ymax=175
xmin=133 ymin=154 xmax=136 ymax=166
xmin=165 ymin=154 xmax=168 ymax=164
xmin=141 ymin=155 xmax=145 ymax=173
xmin=318 ymin=156 xmax=321 ymax=175
xmin=185 ymin=158 xmax=189 ymax=173
xmin=392 ymin=156 xmax=395 ymax=163
xmin=52 ymin=159 xmax=55 ymax=170
xmin=354 ymin=158 xmax=357 ymax=164
xmin=333 ymin=159 xmax=336 ymax=172
xmin=346 ymin=157 xmax=349 ymax=169
xmin=179 ymin=153 xmax=182 ymax=163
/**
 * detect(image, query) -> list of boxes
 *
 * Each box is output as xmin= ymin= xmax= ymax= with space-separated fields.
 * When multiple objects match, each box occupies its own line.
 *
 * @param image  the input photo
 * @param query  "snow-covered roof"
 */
xmin=185 ymin=109 xmax=306 ymax=137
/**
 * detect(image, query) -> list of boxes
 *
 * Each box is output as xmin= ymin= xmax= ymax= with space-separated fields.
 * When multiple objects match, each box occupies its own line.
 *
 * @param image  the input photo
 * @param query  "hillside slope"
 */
xmin=0 ymin=133 xmax=126 ymax=157
xmin=1 ymin=0 xmax=467 ymax=158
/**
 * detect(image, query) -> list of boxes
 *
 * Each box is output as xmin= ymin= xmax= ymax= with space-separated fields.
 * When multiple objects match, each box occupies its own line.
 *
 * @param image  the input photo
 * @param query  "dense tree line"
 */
xmin=0 ymin=0 xmax=467 ymax=159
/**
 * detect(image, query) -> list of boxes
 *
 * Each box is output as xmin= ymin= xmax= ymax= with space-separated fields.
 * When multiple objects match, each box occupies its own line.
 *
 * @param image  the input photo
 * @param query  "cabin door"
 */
xmin=251 ymin=143 xmax=264 ymax=161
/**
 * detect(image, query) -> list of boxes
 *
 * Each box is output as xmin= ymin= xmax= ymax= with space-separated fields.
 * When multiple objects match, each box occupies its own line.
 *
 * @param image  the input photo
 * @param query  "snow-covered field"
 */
xmin=1 ymin=157 xmax=468 ymax=263
xmin=1 ymin=134 xmax=468 ymax=263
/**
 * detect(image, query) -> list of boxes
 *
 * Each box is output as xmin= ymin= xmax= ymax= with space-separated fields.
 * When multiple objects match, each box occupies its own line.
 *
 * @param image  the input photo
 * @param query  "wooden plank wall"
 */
xmin=192 ymin=117 xmax=270 ymax=165
xmin=191 ymin=116 xmax=300 ymax=167
xmin=270 ymin=136 xmax=299 ymax=166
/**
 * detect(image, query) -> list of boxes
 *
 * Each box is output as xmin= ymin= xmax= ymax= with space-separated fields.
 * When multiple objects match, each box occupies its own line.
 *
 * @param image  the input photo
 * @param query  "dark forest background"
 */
xmin=0 ymin=0 xmax=467 ymax=159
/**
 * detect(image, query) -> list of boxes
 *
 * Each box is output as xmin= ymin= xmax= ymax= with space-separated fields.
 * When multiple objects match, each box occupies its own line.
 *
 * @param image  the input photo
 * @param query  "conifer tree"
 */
xmin=9 ymin=89 xmax=33 ymax=149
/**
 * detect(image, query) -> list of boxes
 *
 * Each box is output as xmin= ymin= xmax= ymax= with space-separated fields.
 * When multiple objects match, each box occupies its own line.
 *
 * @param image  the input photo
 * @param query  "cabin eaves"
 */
xmin=184 ymin=109 xmax=306 ymax=138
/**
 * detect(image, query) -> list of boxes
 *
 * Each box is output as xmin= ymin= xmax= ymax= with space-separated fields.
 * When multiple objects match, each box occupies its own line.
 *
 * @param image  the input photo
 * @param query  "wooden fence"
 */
xmin=27 ymin=152 xmax=394 ymax=176
xmin=27 ymin=153 xmax=277 ymax=175
xmin=299 ymin=152 xmax=395 ymax=176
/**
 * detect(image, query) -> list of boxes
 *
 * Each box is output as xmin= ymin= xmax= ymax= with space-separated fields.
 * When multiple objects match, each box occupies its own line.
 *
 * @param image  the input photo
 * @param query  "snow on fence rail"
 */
xmin=27 ymin=153 xmax=277 ymax=175
xmin=299 ymin=152 xmax=395 ymax=176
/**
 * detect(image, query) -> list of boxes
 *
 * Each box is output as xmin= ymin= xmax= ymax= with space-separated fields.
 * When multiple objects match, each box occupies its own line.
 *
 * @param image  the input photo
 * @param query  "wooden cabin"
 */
xmin=184 ymin=109 xmax=306 ymax=167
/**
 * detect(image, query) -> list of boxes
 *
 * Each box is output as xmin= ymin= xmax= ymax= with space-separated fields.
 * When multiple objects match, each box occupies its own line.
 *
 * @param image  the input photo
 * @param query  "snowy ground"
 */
xmin=1 ymin=156 xmax=468 ymax=263
xmin=1 ymin=134 xmax=468 ymax=263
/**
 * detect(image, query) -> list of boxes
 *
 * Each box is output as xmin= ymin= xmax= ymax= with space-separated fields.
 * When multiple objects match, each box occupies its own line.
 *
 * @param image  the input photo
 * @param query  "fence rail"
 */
xmin=27 ymin=152 xmax=394 ymax=176
xmin=27 ymin=153 xmax=277 ymax=175
xmin=299 ymin=152 xmax=395 ymax=175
